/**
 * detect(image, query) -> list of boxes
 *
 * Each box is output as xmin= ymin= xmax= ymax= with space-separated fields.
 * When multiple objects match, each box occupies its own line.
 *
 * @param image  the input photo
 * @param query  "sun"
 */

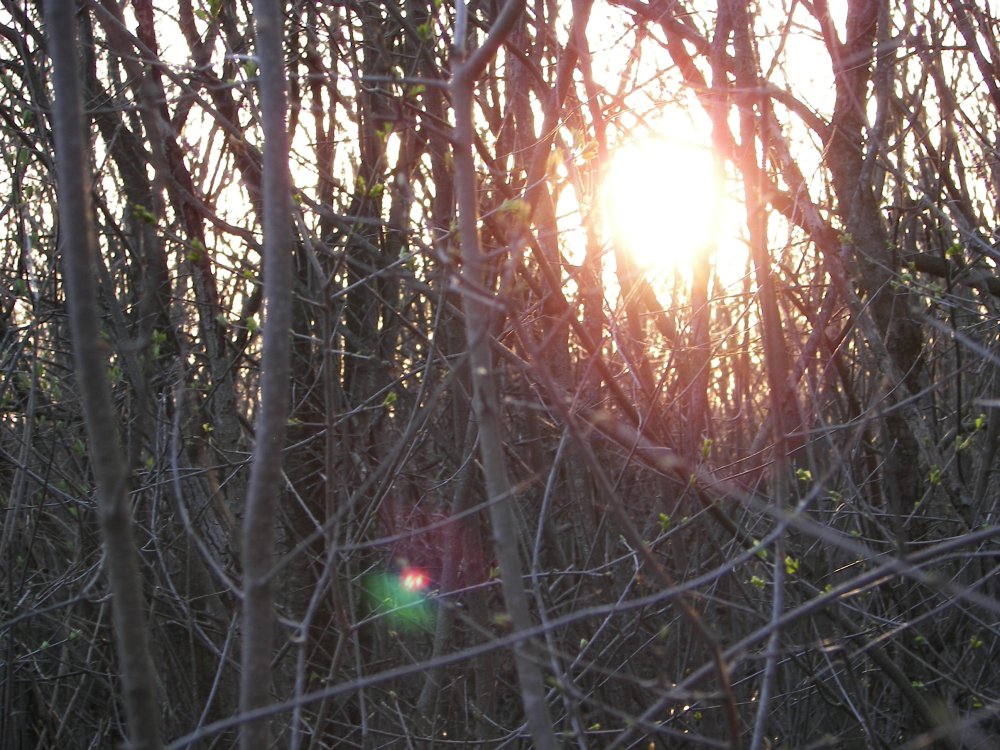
xmin=603 ymin=135 xmax=721 ymax=272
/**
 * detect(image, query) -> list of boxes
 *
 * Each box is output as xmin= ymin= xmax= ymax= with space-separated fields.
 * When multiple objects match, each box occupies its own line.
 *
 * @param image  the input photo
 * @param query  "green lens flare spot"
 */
xmin=362 ymin=568 xmax=433 ymax=631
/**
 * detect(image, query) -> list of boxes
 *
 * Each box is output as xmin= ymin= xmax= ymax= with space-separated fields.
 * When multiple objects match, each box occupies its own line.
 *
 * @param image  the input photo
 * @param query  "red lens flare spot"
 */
xmin=399 ymin=567 xmax=429 ymax=592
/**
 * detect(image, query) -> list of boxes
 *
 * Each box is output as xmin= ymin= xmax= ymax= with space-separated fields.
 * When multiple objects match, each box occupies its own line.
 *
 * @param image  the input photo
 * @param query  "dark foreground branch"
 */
xmin=239 ymin=1 xmax=294 ymax=748
xmin=43 ymin=3 xmax=162 ymax=748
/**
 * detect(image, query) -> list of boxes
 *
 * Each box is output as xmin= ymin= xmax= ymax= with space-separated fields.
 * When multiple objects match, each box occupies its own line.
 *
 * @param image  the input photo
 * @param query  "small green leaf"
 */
xmin=491 ymin=612 xmax=511 ymax=627
xmin=658 ymin=513 xmax=671 ymax=532
xmin=750 ymin=575 xmax=766 ymax=590
xmin=795 ymin=467 xmax=812 ymax=482
xmin=784 ymin=555 xmax=799 ymax=575
xmin=132 ymin=203 xmax=157 ymax=224
xmin=187 ymin=238 xmax=205 ymax=262
xmin=752 ymin=539 xmax=768 ymax=561
xmin=499 ymin=197 xmax=530 ymax=220
xmin=700 ymin=437 xmax=714 ymax=459
xmin=928 ymin=466 xmax=942 ymax=487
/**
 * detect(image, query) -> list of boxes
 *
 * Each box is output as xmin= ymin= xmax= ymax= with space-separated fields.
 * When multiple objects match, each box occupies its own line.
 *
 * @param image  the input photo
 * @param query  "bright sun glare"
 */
xmin=603 ymin=136 xmax=720 ymax=272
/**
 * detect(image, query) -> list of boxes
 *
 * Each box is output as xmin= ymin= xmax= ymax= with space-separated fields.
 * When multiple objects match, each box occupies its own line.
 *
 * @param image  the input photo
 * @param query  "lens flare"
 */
xmin=361 ymin=566 xmax=434 ymax=631
xmin=400 ymin=567 xmax=429 ymax=592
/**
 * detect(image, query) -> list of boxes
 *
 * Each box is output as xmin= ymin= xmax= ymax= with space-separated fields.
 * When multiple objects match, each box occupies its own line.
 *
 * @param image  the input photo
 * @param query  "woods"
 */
xmin=2 ymin=0 xmax=1000 ymax=747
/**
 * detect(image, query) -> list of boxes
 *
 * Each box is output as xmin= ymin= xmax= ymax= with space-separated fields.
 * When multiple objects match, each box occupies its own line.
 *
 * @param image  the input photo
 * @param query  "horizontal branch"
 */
xmin=905 ymin=251 xmax=1000 ymax=298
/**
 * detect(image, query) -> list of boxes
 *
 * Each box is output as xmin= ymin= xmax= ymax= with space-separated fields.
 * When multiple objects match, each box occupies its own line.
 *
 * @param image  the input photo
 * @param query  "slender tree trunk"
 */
xmin=239 ymin=2 xmax=293 ymax=748
xmin=42 ymin=4 xmax=162 ymax=748
xmin=451 ymin=1 xmax=556 ymax=746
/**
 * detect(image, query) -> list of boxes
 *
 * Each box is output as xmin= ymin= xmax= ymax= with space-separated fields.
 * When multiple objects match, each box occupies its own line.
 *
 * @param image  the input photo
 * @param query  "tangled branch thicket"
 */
xmin=1 ymin=1 xmax=999 ymax=747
